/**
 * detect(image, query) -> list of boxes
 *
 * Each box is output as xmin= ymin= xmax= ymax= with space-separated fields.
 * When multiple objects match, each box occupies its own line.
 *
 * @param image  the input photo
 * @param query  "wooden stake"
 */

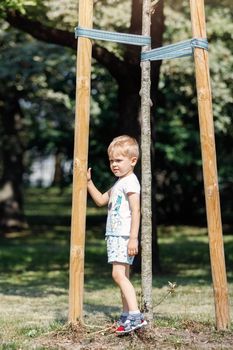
xmin=190 ymin=0 xmax=230 ymax=330
xmin=141 ymin=0 xmax=153 ymax=321
xmin=68 ymin=0 xmax=93 ymax=323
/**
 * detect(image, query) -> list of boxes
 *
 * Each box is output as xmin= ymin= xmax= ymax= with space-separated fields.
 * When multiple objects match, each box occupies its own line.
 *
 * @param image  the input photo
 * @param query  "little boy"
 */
xmin=87 ymin=135 xmax=147 ymax=334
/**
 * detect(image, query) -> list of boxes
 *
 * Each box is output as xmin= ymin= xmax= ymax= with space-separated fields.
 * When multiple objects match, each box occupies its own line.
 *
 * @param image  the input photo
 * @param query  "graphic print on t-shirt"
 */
xmin=108 ymin=194 xmax=122 ymax=233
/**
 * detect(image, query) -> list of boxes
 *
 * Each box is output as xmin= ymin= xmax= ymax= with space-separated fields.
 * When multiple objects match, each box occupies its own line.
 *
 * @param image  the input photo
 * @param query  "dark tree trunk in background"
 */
xmin=0 ymin=91 xmax=26 ymax=235
xmin=52 ymin=152 xmax=65 ymax=188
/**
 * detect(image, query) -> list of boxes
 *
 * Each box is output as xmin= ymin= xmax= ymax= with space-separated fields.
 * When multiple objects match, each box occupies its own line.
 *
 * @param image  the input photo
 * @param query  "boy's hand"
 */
xmin=128 ymin=237 xmax=138 ymax=256
xmin=87 ymin=168 xmax=92 ymax=182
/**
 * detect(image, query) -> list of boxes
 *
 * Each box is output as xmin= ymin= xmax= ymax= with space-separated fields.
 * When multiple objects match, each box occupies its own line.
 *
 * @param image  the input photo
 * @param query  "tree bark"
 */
xmin=140 ymin=0 xmax=153 ymax=321
xmin=52 ymin=152 xmax=65 ymax=188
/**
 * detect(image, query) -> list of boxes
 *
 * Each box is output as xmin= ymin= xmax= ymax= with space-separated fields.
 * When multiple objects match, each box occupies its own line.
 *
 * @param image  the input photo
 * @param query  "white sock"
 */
xmin=129 ymin=310 xmax=140 ymax=316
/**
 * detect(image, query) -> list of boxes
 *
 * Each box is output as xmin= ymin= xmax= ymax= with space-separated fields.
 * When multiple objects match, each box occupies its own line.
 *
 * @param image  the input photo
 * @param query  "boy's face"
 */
xmin=109 ymin=152 xmax=137 ymax=178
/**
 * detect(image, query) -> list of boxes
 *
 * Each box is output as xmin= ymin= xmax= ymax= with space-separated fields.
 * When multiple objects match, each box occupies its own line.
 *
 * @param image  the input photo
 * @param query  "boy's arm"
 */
xmin=127 ymin=192 xmax=140 ymax=256
xmin=87 ymin=168 xmax=109 ymax=207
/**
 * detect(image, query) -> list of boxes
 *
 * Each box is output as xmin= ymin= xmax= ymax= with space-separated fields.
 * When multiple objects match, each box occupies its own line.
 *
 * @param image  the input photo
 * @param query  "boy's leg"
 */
xmin=112 ymin=263 xmax=139 ymax=312
xmin=120 ymin=264 xmax=130 ymax=313
xmin=112 ymin=263 xmax=147 ymax=334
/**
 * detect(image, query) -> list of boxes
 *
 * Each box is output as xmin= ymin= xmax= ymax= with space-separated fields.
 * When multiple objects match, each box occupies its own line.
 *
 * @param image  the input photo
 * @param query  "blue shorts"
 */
xmin=106 ymin=236 xmax=134 ymax=265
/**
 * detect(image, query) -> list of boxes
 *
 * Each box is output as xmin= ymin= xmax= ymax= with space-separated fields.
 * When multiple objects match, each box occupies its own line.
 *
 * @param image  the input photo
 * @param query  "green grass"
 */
xmin=0 ymin=187 xmax=232 ymax=349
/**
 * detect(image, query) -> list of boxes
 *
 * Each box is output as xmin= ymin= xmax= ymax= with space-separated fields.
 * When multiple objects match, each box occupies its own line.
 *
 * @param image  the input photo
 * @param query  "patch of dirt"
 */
xmin=37 ymin=321 xmax=233 ymax=350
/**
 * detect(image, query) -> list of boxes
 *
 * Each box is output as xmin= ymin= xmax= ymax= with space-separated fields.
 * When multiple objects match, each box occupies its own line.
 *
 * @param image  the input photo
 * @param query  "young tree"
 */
xmin=140 ymin=0 xmax=153 ymax=321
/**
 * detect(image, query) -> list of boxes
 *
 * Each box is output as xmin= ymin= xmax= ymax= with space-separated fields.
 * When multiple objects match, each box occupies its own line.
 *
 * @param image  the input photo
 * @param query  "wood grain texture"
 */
xmin=68 ymin=0 xmax=93 ymax=323
xmin=190 ymin=0 xmax=230 ymax=330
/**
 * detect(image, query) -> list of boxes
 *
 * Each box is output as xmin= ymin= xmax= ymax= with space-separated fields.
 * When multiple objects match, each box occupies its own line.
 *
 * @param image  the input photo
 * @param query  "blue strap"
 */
xmin=75 ymin=26 xmax=151 ymax=46
xmin=141 ymin=38 xmax=208 ymax=61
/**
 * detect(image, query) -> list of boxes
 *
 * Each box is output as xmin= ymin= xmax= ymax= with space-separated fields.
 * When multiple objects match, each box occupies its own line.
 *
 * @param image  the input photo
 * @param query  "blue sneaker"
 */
xmin=116 ymin=313 xmax=147 ymax=335
xmin=116 ymin=313 xmax=128 ymax=327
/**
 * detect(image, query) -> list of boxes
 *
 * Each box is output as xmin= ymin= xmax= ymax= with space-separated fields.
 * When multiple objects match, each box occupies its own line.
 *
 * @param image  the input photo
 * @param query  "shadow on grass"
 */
xmin=1 ymin=227 xmax=233 ymax=297
xmin=158 ymin=235 xmax=233 ymax=280
xmin=0 ymin=214 xmax=111 ymax=297
xmin=84 ymin=303 xmax=120 ymax=319
xmin=1 ymin=229 xmax=232 ymax=297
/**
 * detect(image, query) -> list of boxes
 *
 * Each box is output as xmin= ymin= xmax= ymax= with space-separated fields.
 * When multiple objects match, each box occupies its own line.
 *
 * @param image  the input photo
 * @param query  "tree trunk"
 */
xmin=0 ymin=91 xmax=26 ymax=235
xmin=140 ymin=0 xmax=153 ymax=321
xmin=52 ymin=152 xmax=65 ymax=188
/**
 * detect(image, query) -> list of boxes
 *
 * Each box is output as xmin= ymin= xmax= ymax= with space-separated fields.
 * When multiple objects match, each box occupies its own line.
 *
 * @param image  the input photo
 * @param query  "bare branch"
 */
xmin=5 ymin=10 xmax=126 ymax=82
xmin=151 ymin=0 xmax=161 ymax=15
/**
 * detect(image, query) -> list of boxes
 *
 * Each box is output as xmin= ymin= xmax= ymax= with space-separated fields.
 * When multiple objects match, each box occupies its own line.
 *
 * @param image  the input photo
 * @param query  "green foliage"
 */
xmin=0 ymin=0 xmax=36 ymax=16
xmin=0 ymin=24 xmax=76 ymax=183
xmin=40 ymin=0 xmax=131 ymax=31
xmin=0 ymin=20 xmax=119 ymax=187
xmin=153 ymin=2 xmax=233 ymax=223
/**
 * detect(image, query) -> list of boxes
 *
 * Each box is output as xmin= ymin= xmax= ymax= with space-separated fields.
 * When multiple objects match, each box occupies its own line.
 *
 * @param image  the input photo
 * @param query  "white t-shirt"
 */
xmin=105 ymin=173 xmax=140 ymax=237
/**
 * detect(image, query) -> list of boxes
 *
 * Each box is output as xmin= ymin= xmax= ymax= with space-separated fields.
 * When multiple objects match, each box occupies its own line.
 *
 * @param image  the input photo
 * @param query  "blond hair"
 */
xmin=108 ymin=135 xmax=139 ymax=159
